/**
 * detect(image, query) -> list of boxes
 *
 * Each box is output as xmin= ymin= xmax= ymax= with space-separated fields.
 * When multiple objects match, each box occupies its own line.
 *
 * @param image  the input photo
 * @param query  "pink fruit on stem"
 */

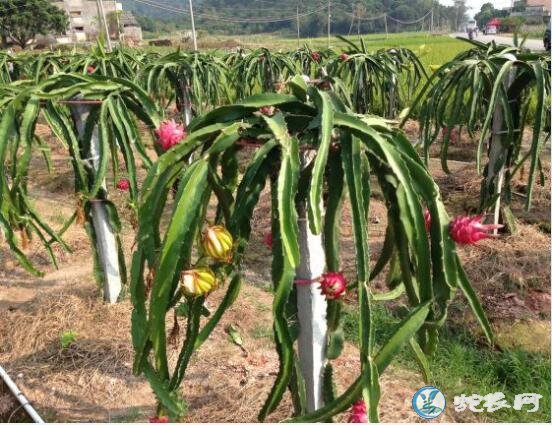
xmin=441 ymin=126 xmax=458 ymax=143
xmin=259 ymin=106 xmax=275 ymax=116
xmin=263 ymin=232 xmax=273 ymax=249
xmin=424 ymin=208 xmax=431 ymax=231
xmin=86 ymin=65 xmax=95 ymax=74
xmin=149 ymin=416 xmax=169 ymax=423
xmin=319 ymin=271 xmax=346 ymax=300
xmin=311 ymin=51 xmax=321 ymax=62
xmin=155 ymin=119 xmax=186 ymax=151
xmin=340 ymin=53 xmax=349 ymax=61
xmin=116 ymin=178 xmax=130 ymax=191
xmin=449 ymin=215 xmax=503 ymax=244
xmin=348 ymin=399 xmax=367 ymax=423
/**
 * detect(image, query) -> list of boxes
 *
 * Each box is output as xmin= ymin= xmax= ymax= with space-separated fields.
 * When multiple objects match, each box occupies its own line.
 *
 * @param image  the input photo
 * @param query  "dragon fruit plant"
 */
xmin=139 ymin=50 xmax=231 ymax=117
xmin=290 ymin=45 xmax=334 ymax=77
xmin=405 ymin=40 xmax=550 ymax=229
xmin=0 ymin=72 xmax=160 ymax=282
xmin=130 ymin=76 xmax=493 ymax=421
xmin=328 ymin=36 xmax=427 ymax=116
xmin=225 ymin=47 xmax=297 ymax=99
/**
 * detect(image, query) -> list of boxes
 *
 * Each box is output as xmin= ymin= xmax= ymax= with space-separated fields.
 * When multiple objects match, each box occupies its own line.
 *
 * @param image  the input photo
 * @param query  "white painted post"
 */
xmin=181 ymin=83 xmax=193 ymax=164
xmin=182 ymin=87 xmax=193 ymax=127
xmin=489 ymin=106 xmax=505 ymax=235
xmin=388 ymin=74 xmax=397 ymax=119
xmin=71 ymin=103 xmax=122 ymax=303
xmin=296 ymin=155 xmax=327 ymax=412
xmin=488 ymin=69 xmax=515 ymax=233
xmin=387 ymin=49 xmax=397 ymax=119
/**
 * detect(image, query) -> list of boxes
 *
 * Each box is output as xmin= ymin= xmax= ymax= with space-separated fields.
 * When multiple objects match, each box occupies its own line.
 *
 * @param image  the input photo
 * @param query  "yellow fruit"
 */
xmin=429 ymin=64 xmax=441 ymax=72
xmin=202 ymin=225 xmax=234 ymax=262
xmin=181 ymin=268 xmax=218 ymax=296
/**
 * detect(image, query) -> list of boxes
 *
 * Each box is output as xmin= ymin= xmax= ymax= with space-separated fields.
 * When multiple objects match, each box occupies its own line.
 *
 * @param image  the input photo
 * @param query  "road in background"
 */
xmin=451 ymin=32 xmax=545 ymax=51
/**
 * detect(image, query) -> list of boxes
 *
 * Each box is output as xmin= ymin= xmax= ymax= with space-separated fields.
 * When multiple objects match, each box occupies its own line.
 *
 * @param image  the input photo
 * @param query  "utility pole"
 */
xmin=96 ymin=0 xmax=112 ymax=52
xmin=188 ymin=0 xmax=198 ymax=50
xmin=430 ymin=8 xmax=434 ymax=33
xmin=356 ymin=4 xmax=360 ymax=35
xmin=327 ymin=1 xmax=331 ymax=48
xmin=296 ymin=5 xmax=300 ymax=47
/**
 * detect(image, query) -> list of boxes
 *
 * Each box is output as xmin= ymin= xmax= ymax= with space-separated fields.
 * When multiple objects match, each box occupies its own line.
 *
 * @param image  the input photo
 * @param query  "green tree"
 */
xmin=474 ymin=3 xmax=508 ymax=29
xmin=0 ymin=0 xmax=68 ymax=49
xmin=512 ymin=0 xmax=527 ymax=13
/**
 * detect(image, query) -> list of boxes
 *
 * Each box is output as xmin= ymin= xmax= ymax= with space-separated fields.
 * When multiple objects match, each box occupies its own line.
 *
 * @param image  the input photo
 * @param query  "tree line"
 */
xmin=123 ymin=0 xmax=469 ymax=37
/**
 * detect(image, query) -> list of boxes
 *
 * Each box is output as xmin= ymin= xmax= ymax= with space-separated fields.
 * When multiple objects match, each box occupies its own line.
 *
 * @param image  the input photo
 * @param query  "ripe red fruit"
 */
xmin=156 ymin=119 xmax=186 ymax=151
xmin=424 ymin=208 xmax=431 ymax=232
xmin=259 ymin=106 xmax=275 ymax=116
xmin=441 ymin=126 xmax=458 ymax=143
xmin=263 ymin=232 xmax=273 ymax=249
xmin=319 ymin=271 xmax=346 ymax=300
xmin=149 ymin=416 xmax=169 ymax=423
xmin=339 ymin=53 xmax=349 ymax=61
xmin=311 ymin=51 xmax=321 ymax=62
xmin=86 ymin=65 xmax=95 ymax=74
xmin=348 ymin=399 xmax=367 ymax=423
xmin=116 ymin=178 xmax=130 ymax=191
xmin=449 ymin=215 xmax=502 ymax=244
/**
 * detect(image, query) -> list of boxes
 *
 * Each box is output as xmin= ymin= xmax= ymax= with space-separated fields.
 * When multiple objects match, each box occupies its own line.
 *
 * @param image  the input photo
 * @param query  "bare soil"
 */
xmin=0 ymin=123 xmax=549 ymax=422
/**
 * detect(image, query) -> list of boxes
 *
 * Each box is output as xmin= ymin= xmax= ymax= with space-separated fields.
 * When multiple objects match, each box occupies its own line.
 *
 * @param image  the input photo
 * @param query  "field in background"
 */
xmin=145 ymin=32 xmax=472 ymax=66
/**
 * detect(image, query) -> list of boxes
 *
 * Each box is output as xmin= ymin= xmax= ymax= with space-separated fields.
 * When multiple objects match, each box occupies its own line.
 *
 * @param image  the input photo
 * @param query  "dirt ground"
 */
xmin=0 ymin=123 xmax=549 ymax=422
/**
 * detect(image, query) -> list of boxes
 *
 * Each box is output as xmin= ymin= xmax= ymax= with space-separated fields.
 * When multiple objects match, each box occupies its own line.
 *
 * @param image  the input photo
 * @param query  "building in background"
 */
xmin=119 ymin=11 xmax=143 ymax=44
xmin=510 ymin=0 xmax=551 ymax=24
xmin=51 ymin=0 xmax=142 ymax=45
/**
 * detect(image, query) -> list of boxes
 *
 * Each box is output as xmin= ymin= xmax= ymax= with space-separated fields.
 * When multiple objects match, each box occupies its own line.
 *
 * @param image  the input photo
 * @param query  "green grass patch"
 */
xmin=146 ymin=32 xmax=472 ymax=68
xmin=249 ymin=323 xmax=273 ymax=341
xmin=340 ymin=303 xmax=551 ymax=422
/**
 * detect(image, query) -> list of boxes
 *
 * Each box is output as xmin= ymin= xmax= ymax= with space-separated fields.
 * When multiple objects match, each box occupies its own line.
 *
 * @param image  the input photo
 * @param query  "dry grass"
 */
xmin=0 ymin=276 xmax=444 ymax=423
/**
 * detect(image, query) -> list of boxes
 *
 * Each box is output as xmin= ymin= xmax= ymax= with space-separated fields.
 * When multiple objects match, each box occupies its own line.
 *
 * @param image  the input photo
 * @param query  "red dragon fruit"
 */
xmin=116 ymin=178 xmax=130 ymax=191
xmin=441 ymin=126 xmax=459 ymax=143
xmin=263 ymin=232 xmax=273 ymax=249
xmin=155 ymin=119 xmax=186 ymax=151
xmin=86 ymin=65 xmax=95 ymax=74
xmin=348 ymin=399 xmax=367 ymax=423
xmin=259 ymin=106 xmax=275 ymax=116
xmin=319 ymin=271 xmax=346 ymax=300
xmin=424 ymin=208 xmax=431 ymax=232
xmin=449 ymin=215 xmax=502 ymax=244
xmin=311 ymin=51 xmax=321 ymax=62
xmin=149 ymin=416 xmax=169 ymax=423
xmin=340 ymin=53 xmax=349 ymax=61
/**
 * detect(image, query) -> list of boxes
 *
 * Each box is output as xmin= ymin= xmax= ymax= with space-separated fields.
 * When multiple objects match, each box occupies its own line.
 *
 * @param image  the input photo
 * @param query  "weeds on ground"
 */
xmin=341 ymin=304 xmax=551 ymax=422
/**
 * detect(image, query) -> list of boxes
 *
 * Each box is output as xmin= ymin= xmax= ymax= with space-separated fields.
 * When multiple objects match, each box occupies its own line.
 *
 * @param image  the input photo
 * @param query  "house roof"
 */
xmin=526 ymin=0 xmax=551 ymax=12
xmin=120 ymin=11 xmax=139 ymax=27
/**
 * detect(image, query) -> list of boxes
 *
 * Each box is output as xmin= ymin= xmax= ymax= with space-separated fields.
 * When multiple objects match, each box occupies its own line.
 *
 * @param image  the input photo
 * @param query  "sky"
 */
xmin=439 ymin=0 xmax=513 ymax=18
